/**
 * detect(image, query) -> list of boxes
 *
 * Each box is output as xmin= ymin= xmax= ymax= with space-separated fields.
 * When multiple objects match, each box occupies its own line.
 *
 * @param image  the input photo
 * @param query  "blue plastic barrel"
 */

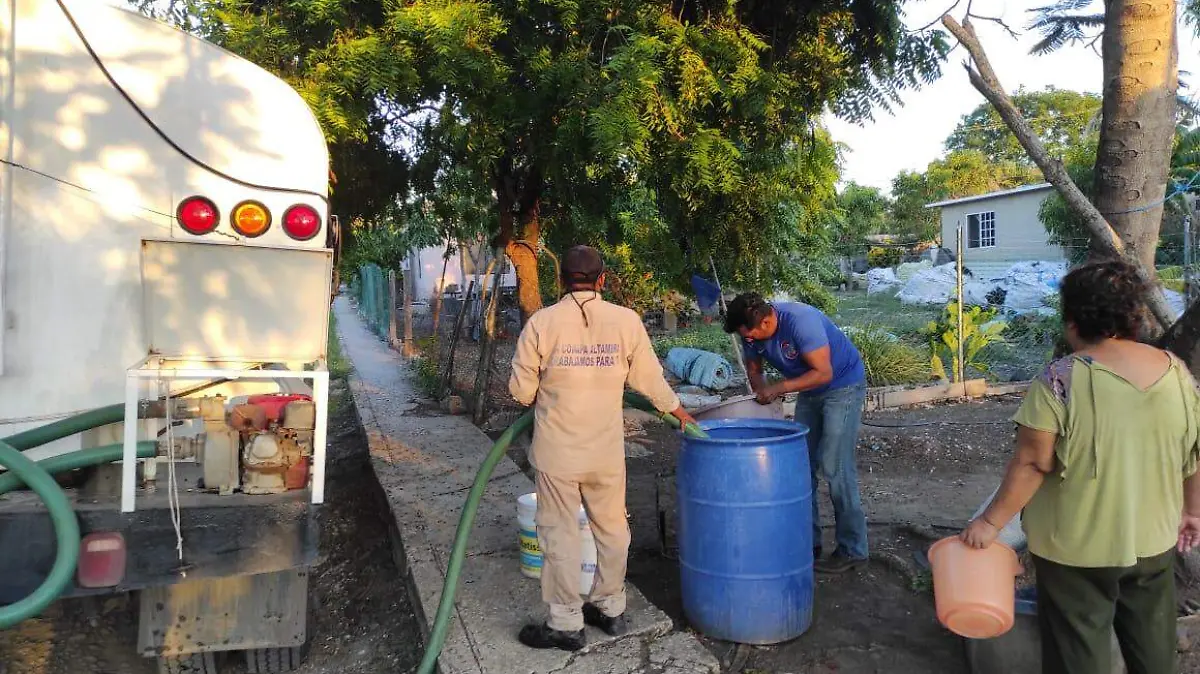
xmin=677 ymin=418 xmax=813 ymax=644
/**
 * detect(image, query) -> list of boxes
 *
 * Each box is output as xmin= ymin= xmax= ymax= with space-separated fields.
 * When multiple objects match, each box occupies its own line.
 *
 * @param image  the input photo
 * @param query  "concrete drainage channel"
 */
xmin=334 ymin=297 xmax=719 ymax=674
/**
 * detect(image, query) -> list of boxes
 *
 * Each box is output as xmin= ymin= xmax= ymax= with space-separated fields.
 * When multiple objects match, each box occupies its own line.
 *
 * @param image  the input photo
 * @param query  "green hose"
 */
xmin=415 ymin=392 xmax=706 ymax=674
xmin=0 ymin=442 xmax=157 ymax=496
xmin=0 ymin=440 xmax=81 ymax=629
xmin=2 ymin=404 xmax=125 ymax=452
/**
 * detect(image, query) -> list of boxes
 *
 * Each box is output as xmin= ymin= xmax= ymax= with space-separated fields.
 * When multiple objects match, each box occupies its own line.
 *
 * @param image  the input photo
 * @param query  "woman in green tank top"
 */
xmin=960 ymin=260 xmax=1200 ymax=674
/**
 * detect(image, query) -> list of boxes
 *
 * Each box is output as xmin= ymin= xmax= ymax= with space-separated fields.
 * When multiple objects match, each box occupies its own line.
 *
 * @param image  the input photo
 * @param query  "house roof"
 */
xmin=924 ymin=183 xmax=1053 ymax=209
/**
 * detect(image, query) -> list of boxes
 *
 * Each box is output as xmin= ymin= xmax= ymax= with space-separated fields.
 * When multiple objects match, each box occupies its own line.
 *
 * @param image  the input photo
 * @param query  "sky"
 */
xmin=825 ymin=0 xmax=1200 ymax=193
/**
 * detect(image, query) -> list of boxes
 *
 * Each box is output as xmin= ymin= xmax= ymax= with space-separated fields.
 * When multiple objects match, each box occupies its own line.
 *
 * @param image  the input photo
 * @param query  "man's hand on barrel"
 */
xmin=670 ymin=405 xmax=698 ymax=430
xmin=755 ymin=383 xmax=783 ymax=405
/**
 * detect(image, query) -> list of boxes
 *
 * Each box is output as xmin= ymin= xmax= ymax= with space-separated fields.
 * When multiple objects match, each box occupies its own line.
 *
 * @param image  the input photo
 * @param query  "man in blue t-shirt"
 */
xmin=724 ymin=292 xmax=869 ymax=574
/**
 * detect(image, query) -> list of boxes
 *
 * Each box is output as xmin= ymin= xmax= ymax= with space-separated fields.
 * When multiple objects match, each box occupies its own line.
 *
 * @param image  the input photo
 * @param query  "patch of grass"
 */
xmin=652 ymin=322 xmax=737 ymax=361
xmin=845 ymin=325 xmax=931 ymax=387
xmin=328 ymin=313 xmax=352 ymax=380
xmin=834 ymin=291 xmax=940 ymax=342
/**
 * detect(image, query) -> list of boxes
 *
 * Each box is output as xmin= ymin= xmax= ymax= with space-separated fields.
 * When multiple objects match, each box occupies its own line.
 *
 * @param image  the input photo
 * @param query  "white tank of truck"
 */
xmin=0 ymin=0 xmax=332 ymax=458
xmin=0 ymin=1 xmax=335 ymax=670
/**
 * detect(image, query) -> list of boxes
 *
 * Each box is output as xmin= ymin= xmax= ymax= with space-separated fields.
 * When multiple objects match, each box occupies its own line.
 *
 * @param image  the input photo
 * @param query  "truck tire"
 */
xmin=244 ymin=646 xmax=304 ymax=673
xmin=157 ymin=653 xmax=218 ymax=674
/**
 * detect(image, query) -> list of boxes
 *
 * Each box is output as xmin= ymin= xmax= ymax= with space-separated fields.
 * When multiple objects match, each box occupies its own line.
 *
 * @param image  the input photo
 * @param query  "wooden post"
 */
xmin=403 ymin=249 xmax=417 ymax=357
xmin=388 ymin=270 xmax=399 ymax=349
xmin=710 ymin=256 xmax=752 ymax=394
xmin=442 ymin=280 xmax=476 ymax=396
xmin=956 ymin=224 xmax=965 ymax=384
xmin=472 ymin=249 xmax=506 ymax=424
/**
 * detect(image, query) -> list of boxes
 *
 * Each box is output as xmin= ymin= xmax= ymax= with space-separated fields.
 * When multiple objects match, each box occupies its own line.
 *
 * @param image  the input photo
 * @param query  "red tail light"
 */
xmin=282 ymin=204 xmax=321 ymax=241
xmin=176 ymin=196 xmax=219 ymax=235
xmin=77 ymin=532 xmax=126 ymax=588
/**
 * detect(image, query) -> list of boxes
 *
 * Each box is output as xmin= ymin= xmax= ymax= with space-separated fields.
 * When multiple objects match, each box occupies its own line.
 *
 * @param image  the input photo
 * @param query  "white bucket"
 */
xmin=517 ymin=493 xmax=598 ymax=595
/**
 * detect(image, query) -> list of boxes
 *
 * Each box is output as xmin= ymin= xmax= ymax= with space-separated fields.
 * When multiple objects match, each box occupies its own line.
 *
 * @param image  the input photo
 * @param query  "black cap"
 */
xmin=562 ymin=245 xmax=605 ymax=284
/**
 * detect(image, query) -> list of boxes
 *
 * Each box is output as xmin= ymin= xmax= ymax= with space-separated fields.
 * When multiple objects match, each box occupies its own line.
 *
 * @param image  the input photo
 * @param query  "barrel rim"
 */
xmin=688 ymin=418 xmax=809 ymax=445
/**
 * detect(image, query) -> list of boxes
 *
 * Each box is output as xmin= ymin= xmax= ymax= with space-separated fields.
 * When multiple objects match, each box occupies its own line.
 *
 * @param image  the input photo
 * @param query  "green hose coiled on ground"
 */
xmin=415 ymin=392 xmax=706 ymax=674
xmin=0 ymin=439 xmax=81 ymax=629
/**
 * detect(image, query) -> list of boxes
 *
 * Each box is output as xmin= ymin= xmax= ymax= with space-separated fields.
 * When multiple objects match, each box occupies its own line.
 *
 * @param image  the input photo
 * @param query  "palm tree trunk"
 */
xmin=1093 ymin=0 xmax=1179 ymax=270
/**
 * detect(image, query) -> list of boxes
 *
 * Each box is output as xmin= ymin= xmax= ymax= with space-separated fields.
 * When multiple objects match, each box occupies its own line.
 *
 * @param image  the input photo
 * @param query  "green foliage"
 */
xmin=1038 ymin=136 xmax=1096 ymax=264
xmin=833 ymin=183 xmax=891 ymax=255
xmin=412 ymin=336 xmax=443 ymax=398
xmin=888 ymin=170 xmax=943 ymax=241
xmin=891 ymin=150 xmax=1039 ymax=243
xmin=652 ymin=323 xmax=736 ymax=362
xmin=596 ymin=242 xmax=666 ymax=317
xmin=923 ymin=302 xmax=1007 ymax=382
xmin=944 ymin=87 xmax=1102 ymax=165
xmin=845 ymin=326 xmax=930 ymax=386
xmin=148 ymin=0 xmax=949 ymax=310
xmin=327 ymin=314 xmax=352 ymax=381
xmin=867 ymin=247 xmax=903 ymax=269
xmin=788 ymin=280 xmax=838 ymax=317
xmin=1005 ymin=311 xmax=1065 ymax=360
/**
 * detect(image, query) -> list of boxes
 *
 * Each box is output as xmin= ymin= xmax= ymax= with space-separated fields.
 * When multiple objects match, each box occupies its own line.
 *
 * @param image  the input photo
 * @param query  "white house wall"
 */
xmin=939 ymin=190 xmax=1064 ymax=280
xmin=405 ymin=243 xmax=516 ymax=302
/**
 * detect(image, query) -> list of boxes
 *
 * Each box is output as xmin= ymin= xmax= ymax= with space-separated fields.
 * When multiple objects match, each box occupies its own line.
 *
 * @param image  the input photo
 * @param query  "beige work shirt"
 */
xmin=509 ymin=292 xmax=681 ymax=476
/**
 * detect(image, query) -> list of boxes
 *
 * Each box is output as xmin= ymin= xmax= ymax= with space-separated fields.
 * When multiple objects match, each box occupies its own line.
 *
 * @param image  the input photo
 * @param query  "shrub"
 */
xmin=923 ymin=302 xmax=1007 ymax=381
xmin=652 ymin=323 xmax=735 ymax=361
xmin=867 ymin=247 xmax=903 ymax=269
xmin=985 ymin=286 xmax=1007 ymax=308
xmin=1160 ymin=266 xmax=1185 ymax=293
xmin=412 ymin=336 xmax=443 ymax=398
xmin=846 ymin=325 xmax=931 ymax=386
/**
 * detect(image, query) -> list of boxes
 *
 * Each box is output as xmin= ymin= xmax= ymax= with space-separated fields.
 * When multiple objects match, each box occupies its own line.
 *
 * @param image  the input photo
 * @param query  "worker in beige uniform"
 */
xmin=509 ymin=245 xmax=696 ymax=652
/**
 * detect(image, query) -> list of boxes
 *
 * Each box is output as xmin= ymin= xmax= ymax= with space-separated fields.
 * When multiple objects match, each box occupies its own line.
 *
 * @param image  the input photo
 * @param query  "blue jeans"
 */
xmin=793 ymin=382 xmax=868 ymax=559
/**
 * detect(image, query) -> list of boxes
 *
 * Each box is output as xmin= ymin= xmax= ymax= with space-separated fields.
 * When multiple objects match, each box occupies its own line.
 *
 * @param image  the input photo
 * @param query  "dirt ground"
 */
xmin=0 ymin=380 xmax=423 ymax=674
xmin=612 ymin=395 xmax=1200 ymax=674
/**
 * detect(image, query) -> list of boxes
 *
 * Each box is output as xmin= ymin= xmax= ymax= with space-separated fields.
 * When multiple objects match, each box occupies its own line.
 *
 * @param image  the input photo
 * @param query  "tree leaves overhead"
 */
xmin=945 ymin=86 xmax=1101 ymax=164
xmin=137 ymin=0 xmax=950 ymax=309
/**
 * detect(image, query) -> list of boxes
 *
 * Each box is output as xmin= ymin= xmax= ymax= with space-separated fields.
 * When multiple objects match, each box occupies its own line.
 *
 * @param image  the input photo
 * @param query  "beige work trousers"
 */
xmin=535 ymin=469 xmax=630 ymax=632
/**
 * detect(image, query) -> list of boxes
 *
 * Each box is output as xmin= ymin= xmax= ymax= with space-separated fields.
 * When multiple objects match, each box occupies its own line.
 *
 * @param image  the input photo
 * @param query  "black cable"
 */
xmin=54 ymin=0 xmax=328 ymax=204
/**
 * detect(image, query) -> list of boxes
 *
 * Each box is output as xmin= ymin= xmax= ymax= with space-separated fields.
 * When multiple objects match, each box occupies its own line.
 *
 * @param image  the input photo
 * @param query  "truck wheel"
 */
xmin=244 ymin=646 xmax=304 ymax=673
xmin=157 ymin=653 xmax=218 ymax=674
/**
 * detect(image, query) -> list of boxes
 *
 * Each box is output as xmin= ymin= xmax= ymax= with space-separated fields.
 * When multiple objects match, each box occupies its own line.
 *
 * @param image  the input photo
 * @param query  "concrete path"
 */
xmin=333 ymin=296 xmax=719 ymax=674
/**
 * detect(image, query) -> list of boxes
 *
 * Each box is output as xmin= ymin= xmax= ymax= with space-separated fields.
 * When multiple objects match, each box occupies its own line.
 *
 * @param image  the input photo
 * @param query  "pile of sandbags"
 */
xmin=896 ymin=264 xmax=960 ymax=305
xmin=866 ymin=267 xmax=900 ymax=295
xmin=895 ymin=260 xmax=1068 ymax=315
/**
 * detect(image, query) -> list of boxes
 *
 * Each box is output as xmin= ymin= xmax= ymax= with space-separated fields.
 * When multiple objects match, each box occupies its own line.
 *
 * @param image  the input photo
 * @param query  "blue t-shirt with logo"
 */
xmin=741 ymin=302 xmax=865 ymax=394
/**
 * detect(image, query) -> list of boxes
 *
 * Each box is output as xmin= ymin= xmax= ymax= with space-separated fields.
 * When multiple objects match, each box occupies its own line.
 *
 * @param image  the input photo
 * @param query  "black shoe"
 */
xmin=583 ymin=603 xmax=629 ymax=636
xmin=814 ymin=552 xmax=868 ymax=575
xmin=518 ymin=622 xmax=585 ymax=651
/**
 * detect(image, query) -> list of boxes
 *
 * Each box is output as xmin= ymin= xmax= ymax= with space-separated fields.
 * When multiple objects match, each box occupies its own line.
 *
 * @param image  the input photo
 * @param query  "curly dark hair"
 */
xmin=1059 ymin=259 xmax=1149 ymax=342
xmin=723 ymin=292 xmax=773 ymax=334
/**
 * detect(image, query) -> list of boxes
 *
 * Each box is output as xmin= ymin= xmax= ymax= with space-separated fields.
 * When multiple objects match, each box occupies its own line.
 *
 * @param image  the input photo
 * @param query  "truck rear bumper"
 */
xmin=0 ymin=488 xmax=319 ymax=603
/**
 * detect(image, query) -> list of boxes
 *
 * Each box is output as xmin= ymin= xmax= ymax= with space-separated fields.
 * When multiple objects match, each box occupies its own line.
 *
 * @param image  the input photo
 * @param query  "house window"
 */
xmin=967 ymin=211 xmax=996 ymax=249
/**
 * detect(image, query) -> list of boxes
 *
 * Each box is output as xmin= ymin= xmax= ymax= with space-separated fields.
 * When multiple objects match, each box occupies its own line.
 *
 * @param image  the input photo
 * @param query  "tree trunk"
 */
xmin=505 ymin=202 xmax=544 ymax=325
xmin=431 ymin=239 xmax=452 ymax=335
xmin=472 ymin=247 xmax=507 ymax=425
xmin=1094 ymin=0 xmax=1179 ymax=271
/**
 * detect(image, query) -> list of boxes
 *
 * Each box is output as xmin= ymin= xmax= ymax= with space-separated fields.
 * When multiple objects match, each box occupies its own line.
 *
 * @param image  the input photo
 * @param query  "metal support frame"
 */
xmin=122 ymin=356 xmax=329 ymax=513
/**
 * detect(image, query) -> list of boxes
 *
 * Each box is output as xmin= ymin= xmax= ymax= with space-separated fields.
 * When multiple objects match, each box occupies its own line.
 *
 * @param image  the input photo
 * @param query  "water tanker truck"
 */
xmin=0 ymin=1 xmax=335 ymax=671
